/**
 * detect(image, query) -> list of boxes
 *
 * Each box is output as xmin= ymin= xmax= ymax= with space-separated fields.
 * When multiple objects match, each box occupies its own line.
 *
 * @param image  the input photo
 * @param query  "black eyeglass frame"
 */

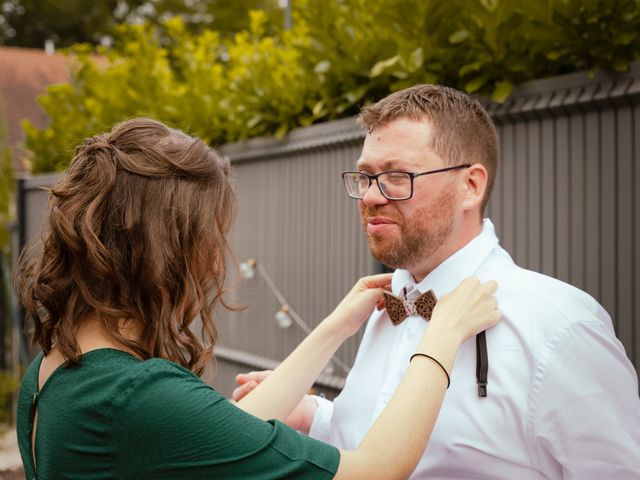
xmin=341 ymin=164 xmax=471 ymax=201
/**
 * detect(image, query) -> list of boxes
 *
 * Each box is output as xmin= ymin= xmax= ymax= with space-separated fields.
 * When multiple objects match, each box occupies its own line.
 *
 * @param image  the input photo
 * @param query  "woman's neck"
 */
xmin=74 ymin=315 xmax=141 ymax=355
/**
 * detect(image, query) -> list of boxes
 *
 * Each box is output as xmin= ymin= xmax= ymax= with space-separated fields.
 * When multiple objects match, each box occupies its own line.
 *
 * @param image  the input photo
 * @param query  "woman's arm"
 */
xmin=336 ymin=278 xmax=499 ymax=479
xmin=235 ymin=273 xmax=392 ymax=421
xmin=237 ymin=275 xmax=500 ymax=480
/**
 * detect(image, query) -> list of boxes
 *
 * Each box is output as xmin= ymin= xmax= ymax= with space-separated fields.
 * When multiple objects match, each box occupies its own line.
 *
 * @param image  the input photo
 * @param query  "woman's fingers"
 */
xmin=231 ymin=381 xmax=257 ymax=402
xmin=430 ymin=278 xmax=501 ymax=340
xmin=483 ymin=279 xmax=498 ymax=295
xmin=357 ymin=273 xmax=393 ymax=290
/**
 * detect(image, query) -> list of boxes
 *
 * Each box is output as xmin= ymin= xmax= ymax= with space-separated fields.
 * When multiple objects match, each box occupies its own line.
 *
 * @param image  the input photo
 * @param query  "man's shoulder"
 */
xmin=479 ymin=249 xmax=607 ymax=329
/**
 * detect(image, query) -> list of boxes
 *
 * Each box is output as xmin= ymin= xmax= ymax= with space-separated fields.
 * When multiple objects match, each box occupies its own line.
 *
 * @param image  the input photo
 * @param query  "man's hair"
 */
xmin=17 ymin=117 xmax=236 ymax=375
xmin=358 ymin=84 xmax=498 ymax=212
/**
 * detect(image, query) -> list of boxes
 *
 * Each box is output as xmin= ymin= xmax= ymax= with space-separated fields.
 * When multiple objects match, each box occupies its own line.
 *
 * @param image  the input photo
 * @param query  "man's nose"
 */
xmin=360 ymin=179 xmax=389 ymax=207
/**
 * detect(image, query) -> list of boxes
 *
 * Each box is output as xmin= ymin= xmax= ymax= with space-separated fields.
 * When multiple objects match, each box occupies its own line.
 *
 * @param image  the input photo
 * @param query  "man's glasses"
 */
xmin=341 ymin=164 xmax=471 ymax=201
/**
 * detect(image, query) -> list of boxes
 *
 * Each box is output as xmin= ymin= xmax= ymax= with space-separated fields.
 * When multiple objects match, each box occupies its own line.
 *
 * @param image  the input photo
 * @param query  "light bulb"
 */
xmin=322 ymin=363 xmax=335 ymax=376
xmin=239 ymin=258 xmax=256 ymax=279
xmin=275 ymin=305 xmax=293 ymax=329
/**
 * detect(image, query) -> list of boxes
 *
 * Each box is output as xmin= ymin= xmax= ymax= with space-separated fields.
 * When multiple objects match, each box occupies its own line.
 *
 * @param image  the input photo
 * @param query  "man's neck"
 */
xmin=409 ymin=220 xmax=483 ymax=283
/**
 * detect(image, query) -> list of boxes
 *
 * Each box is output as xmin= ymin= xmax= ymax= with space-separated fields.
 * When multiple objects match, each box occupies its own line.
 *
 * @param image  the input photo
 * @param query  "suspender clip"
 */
xmin=477 ymin=381 xmax=487 ymax=397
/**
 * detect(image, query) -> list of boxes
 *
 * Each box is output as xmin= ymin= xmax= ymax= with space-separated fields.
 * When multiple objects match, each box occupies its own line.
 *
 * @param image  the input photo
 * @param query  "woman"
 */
xmin=16 ymin=117 xmax=500 ymax=479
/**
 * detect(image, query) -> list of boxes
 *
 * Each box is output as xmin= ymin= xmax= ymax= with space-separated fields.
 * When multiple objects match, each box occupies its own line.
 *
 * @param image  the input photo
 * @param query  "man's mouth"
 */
xmin=368 ymin=217 xmax=393 ymax=225
xmin=366 ymin=216 xmax=396 ymax=234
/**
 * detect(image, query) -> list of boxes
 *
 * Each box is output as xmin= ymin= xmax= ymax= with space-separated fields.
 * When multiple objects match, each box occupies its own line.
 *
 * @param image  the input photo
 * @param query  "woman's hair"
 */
xmin=17 ymin=117 xmax=236 ymax=375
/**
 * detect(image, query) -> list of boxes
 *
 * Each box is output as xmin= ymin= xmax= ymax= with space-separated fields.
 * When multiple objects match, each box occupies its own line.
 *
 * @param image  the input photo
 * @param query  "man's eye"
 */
xmin=385 ymin=173 xmax=408 ymax=184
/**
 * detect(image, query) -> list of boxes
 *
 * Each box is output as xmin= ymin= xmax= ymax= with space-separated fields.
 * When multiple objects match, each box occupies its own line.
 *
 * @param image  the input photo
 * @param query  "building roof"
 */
xmin=0 ymin=46 xmax=71 ymax=173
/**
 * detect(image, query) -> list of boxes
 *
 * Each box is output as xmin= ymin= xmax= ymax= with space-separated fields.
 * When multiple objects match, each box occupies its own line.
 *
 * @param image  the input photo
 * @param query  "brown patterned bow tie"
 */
xmin=383 ymin=290 xmax=437 ymax=325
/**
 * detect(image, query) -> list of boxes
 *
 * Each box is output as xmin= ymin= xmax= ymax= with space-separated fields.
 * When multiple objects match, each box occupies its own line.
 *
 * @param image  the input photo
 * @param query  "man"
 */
xmin=234 ymin=85 xmax=640 ymax=478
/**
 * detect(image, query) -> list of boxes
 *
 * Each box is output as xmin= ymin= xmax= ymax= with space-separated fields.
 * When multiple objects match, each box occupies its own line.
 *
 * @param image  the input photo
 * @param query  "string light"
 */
xmin=239 ymin=258 xmax=257 ymax=280
xmin=240 ymin=258 xmax=351 ymax=376
xmin=322 ymin=363 xmax=335 ymax=376
xmin=275 ymin=305 xmax=293 ymax=329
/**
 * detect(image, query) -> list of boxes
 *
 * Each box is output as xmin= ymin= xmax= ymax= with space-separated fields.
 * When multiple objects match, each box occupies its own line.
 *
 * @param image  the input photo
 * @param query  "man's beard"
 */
xmin=361 ymin=186 xmax=456 ymax=270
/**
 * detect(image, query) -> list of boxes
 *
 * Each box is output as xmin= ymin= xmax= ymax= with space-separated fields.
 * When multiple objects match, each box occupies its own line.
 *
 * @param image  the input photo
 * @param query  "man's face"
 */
xmin=357 ymin=118 xmax=462 ymax=271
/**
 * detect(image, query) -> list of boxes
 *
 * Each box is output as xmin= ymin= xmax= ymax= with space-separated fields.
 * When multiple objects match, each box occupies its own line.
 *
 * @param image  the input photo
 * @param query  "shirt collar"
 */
xmin=391 ymin=219 xmax=499 ymax=299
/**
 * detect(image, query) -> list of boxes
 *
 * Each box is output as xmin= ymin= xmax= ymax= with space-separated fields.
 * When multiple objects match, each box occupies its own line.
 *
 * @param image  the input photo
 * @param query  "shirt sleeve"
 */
xmin=529 ymin=321 xmax=640 ymax=479
xmin=308 ymin=395 xmax=335 ymax=443
xmin=112 ymin=360 xmax=340 ymax=479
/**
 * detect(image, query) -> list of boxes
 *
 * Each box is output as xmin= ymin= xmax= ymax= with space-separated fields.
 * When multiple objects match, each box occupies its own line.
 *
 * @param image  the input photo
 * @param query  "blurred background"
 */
xmin=1 ymin=0 xmax=640 ymax=475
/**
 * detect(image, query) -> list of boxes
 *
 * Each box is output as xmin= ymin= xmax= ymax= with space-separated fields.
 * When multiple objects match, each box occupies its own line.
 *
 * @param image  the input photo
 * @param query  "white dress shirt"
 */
xmin=310 ymin=219 xmax=640 ymax=479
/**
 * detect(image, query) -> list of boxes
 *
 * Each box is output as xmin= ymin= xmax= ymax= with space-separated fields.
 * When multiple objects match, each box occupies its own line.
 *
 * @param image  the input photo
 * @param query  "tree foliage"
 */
xmin=0 ymin=0 xmax=282 ymax=47
xmin=23 ymin=0 xmax=640 ymax=173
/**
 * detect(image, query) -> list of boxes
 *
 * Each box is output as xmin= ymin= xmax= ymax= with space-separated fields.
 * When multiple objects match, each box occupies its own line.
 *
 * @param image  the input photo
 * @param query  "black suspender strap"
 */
xmin=476 ymin=330 xmax=488 ymax=397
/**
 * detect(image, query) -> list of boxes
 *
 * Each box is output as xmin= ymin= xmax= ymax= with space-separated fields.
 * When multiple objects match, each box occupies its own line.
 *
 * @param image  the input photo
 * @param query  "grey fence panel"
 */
xmin=585 ymin=109 xmax=601 ymax=298
xmin=527 ymin=120 xmax=542 ymax=272
xmin=213 ymin=118 xmax=372 ymax=397
xmin=16 ymin=66 xmax=640 ymax=398
xmin=635 ymin=103 xmax=640 ymax=364
xmin=569 ymin=113 xmax=585 ymax=291
xmin=19 ymin=173 xmax=62 ymax=247
xmin=617 ymin=106 xmax=634 ymax=355
xmin=485 ymin=64 xmax=640 ymax=382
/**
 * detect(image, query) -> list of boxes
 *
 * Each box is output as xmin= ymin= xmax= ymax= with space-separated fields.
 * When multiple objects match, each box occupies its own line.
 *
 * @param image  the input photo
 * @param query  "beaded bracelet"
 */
xmin=409 ymin=353 xmax=451 ymax=389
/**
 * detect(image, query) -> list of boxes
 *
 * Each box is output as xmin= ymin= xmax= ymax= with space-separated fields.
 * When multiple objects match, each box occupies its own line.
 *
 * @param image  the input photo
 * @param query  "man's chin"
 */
xmin=368 ymin=240 xmax=403 ymax=270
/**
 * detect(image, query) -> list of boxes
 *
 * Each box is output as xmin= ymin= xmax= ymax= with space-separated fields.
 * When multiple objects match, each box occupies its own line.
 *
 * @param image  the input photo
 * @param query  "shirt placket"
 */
xmin=370 ymin=286 xmax=427 ymax=423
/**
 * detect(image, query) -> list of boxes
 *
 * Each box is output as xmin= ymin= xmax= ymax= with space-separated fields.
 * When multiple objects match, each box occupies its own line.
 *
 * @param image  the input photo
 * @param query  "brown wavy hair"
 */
xmin=17 ymin=117 xmax=236 ymax=375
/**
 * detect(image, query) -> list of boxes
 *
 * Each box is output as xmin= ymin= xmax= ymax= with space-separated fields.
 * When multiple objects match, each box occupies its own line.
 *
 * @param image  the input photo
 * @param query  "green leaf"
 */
xmin=546 ymin=50 xmax=564 ymax=61
xmin=465 ymin=75 xmax=489 ymax=94
xmin=312 ymin=100 xmax=327 ymax=117
xmin=314 ymin=60 xmax=331 ymax=74
xmin=274 ymin=123 xmax=289 ymax=139
xmin=449 ymin=29 xmax=470 ymax=44
xmin=344 ymin=85 xmax=369 ymax=104
xmin=459 ymin=61 xmax=484 ymax=77
xmin=410 ymin=47 xmax=424 ymax=70
xmin=334 ymin=101 xmax=351 ymax=114
xmin=391 ymin=70 xmax=409 ymax=79
xmin=612 ymin=59 xmax=629 ymax=73
xmin=491 ymin=81 xmax=514 ymax=103
xmin=614 ymin=32 xmax=635 ymax=46
xmin=370 ymin=55 xmax=401 ymax=78
xmin=418 ymin=71 xmax=439 ymax=85
xmin=247 ymin=114 xmax=263 ymax=129
xmin=390 ymin=79 xmax=415 ymax=91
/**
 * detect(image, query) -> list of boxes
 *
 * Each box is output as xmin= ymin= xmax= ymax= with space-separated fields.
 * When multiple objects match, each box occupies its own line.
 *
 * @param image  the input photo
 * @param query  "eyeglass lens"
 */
xmin=346 ymin=172 xmax=412 ymax=200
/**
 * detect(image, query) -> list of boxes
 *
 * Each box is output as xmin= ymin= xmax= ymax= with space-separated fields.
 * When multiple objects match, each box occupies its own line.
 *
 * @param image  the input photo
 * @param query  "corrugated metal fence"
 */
xmin=16 ymin=65 xmax=640 ymax=397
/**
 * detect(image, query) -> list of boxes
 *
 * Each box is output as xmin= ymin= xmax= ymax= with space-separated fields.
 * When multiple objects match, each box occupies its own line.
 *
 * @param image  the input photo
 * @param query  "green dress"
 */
xmin=17 ymin=348 xmax=340 ymax=479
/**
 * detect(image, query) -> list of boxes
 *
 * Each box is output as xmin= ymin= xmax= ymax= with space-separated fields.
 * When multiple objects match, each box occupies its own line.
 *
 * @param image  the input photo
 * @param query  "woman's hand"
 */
xmin=326 ymin=273 xmax=393 ymax=340
xmin=336 ymin=277 xmax=501 ymax=480
xmin=426 ymin=278 xmax=500 ymax=347
xmin=235 ymin=273 xmax=391 ymax=422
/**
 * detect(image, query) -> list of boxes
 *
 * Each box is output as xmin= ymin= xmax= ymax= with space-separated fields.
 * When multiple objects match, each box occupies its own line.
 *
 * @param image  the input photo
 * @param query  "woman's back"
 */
xmin=18 ymin=348 xmax=339 ymax=479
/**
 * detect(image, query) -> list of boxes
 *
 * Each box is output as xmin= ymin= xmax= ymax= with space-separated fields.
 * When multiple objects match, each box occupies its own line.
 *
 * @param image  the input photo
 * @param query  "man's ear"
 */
xmin=461 ymin=163 xmax=488 ymax=212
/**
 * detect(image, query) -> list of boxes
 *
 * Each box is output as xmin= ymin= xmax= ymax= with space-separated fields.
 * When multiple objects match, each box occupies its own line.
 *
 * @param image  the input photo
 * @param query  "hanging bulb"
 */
xmin=239 ymin=258 xmax=257 ymax=280
xmin=322 ymin=362 xmax=335 ymax=376
xmin=275 ymin=305 xmax=293 ymax=329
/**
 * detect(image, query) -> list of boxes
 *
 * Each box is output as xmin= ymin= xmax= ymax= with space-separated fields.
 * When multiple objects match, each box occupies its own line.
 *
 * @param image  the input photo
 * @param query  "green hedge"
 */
xmin=24 ymin=0 xmax=640 ymax=173
xmin=0 ymin=371 xmax=18 ymax=425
